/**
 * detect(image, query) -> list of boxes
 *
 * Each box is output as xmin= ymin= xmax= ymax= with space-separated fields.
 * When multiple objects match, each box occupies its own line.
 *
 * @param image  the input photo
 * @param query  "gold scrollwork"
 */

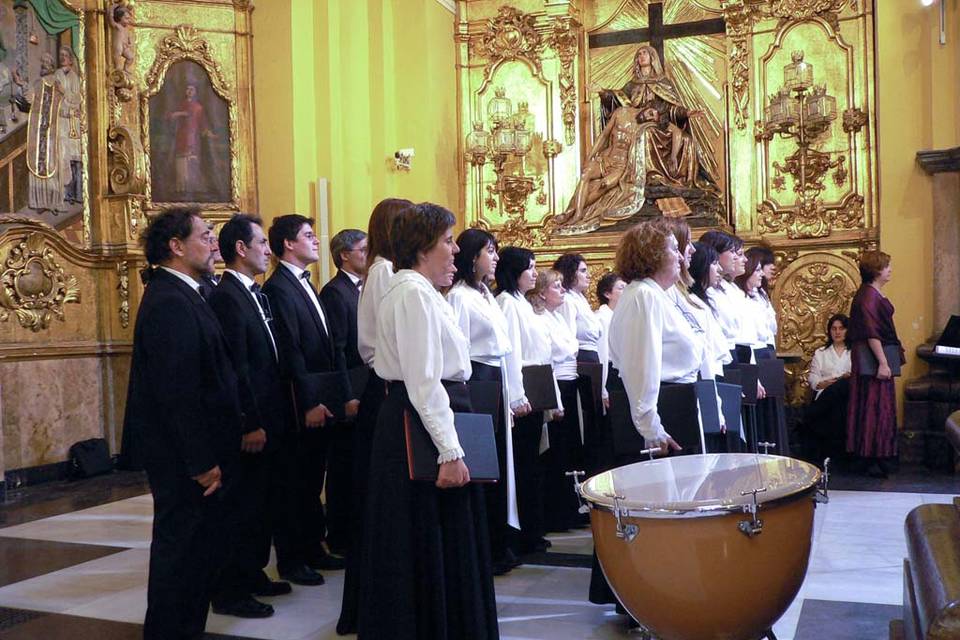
xmin=107 ymin=124 xmax=146 ymax=196
xmin=117 ymin=260 xmax=130 ymax=329
xmin=769 ymin=0 xmax=852 ymax=22
xmin=774 ymin=252 xmax=859 ymax=399
xmin=472 ymin=6 xmax=544 ymax=77
xmin=842 ymin=107 xmax=868 ymax=134
xmin=0 ymin=233 xmax=81 ymax=332
xmin=548 ymin=18 xmax=580 ymax=146
xmin=724 ymin=2 xmax=764 ymax=131
xmin=758 ymin=193 xmax=863 ymax=239
xmin=140 ymin=25 xmax=241 ymax=211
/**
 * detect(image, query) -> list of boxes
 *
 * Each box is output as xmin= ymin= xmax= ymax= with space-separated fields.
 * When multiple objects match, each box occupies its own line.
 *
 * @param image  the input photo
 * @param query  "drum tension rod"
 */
xmin=815 ymin=457 xmax=831 ymax=504
xmin=738 ymin=487 xmax=767 ymax=538
xmin=757 ymin=441 xmax=777 ymax=455
xmin=603 ymin=492 xmax=639 ymax=542
xmin=639 ymin=447 xmax=660 ymax=460
xmin=565 ymin=470 xmax=591 ymax=515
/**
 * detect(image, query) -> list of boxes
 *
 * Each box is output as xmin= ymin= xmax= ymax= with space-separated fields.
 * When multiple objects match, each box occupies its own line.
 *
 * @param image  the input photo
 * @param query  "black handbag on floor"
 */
xmin=69 ymin=438 xmax=113 ymax=479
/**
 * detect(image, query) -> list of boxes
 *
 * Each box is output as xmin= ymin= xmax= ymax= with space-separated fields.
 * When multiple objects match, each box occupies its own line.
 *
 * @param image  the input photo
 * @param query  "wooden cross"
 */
xmin=588 ymin=1 xmax=726 ymax=64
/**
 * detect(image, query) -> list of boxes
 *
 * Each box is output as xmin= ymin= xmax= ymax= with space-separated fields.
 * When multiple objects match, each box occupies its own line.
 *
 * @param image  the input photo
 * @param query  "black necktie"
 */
xmin=198 ymin=283 xmax=212 ymax=301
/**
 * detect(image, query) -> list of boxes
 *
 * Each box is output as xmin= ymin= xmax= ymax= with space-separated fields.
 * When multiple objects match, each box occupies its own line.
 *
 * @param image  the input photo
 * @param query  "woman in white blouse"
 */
xmin=496 ymin=247 xmax=553 ymax=554
xmin=339 ymin=197 xmax=413 ymax=635
xmin=528 ymin=269 xmax=583 ymax=532
xmin=748 ymin=245 xmax=779 ymax=351
xmin=595 ymin=273 xmax=625 ymax=410
xmin=699 ymin=230 xmax=750 ymax=362
xmin=447 ymin=228 xmax=518 ymax=575
xmin=805 ymin=313 xmax=852 ymax=465
xmin=359 ymin=203 xmax=498 ymax=640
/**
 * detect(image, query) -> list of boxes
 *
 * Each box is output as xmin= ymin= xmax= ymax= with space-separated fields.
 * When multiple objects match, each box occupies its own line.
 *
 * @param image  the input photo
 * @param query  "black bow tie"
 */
xmin=250 ymin=282 xmax=261 ymax=294
xmin=300 ymin=271 xmax=311 ymax=282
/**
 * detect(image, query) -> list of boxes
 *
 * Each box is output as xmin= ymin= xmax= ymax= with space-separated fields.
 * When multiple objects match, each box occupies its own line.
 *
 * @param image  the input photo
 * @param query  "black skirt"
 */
xmin=338 ymin=368 xmax=387 ymax=634
xmin=357 ymin=381 xmax=499 ymax=640
xmin=543 ymin=378 xmax=585 ymax=531
xmin=471 ymin=361 xmax=512 ymax=562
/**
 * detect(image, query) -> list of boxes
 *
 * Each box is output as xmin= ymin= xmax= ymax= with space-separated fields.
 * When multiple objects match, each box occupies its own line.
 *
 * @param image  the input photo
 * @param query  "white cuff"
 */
xmin=437 ymin=446 xmax=465 ymax=464
xmin=510 ymin=396 xmax=529 ymax=411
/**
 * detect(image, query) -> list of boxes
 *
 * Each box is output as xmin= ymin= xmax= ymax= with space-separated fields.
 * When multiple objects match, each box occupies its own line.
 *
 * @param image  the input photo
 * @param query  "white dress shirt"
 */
xmin=609 ymin=278 xmax=705 ymax=445
xmin=707 ymin=279 xmax=744 ymax=350
xmin=687 ymin=295 xmax=732 ymax=378
xmin=224 ymin=268 xmax=278 ymax=359
xmin=740 ymin=291 xmax=776 ymax=348
xmin=596 ymin=304 xmax=614 ymax=401
xmin=540 ymin=307 xmax=579 ymax=381
xmin=446 ymin=281 xmax=512 ymax=367
xmin=358 ymin=256 xmax=393 ymax=366
xmin=160 ymin=266 xmax=202 ymax=296
xmin=558 ymin=291 xmax=603 ymax=353
xmin=808 ymin=344 xmax=851 ymax=399
xmin=280 ymin=260 xmax=329 ymax=335
xmin=375 ymin=270 xmax=472 ymax=463
xmin=497 ymin=291 xmax=553 ymax=410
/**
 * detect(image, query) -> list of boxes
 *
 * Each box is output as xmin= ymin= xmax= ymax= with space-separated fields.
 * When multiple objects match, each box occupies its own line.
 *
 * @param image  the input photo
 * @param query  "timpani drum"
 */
xmin=578 ymin=453 xmax=824 ymax=640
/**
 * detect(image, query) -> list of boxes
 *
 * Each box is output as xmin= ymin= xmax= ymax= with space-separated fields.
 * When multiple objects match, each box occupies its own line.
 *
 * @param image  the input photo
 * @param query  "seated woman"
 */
xmin=358 ymin=203 xmax=498 ymax=640
xmin=805 ymin=314 xmax=852 ymax=466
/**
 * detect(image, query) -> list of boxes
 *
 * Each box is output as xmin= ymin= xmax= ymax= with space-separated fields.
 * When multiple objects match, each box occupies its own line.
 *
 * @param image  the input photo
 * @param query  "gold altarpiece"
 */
xmin=456 ymin=0 xmax=878 ymax=401
xmin=0 ymin=0 xmax=256 ymax=482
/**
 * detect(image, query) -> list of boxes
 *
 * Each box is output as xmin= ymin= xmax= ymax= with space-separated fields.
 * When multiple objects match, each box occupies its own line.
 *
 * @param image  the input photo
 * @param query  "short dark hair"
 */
xmin=141 ymin=206 xmax=201 ymax=266
xmin=495 ymin=246 xmax=535 ymax=295
xmin=391 ymin=202 xmax=456 ymax=271
xmin=453 ymin=228 xmax=497 ymax=290
xmin=367 ymin=198 xmax=414 ymax=269
xmin=268 ymin=214 xmax=314 ymax=259
xmin=219 ymin=213 xmax=264 ymax=264
xmin=688 ymin=241 xmax=719 ymax=310
xmin=596 ymin=272 xmax=620 ymax=306
xmin=824 ymin=313 xmax=851 ymax=349
xmin=553 ymin=253 xmax=585 ymax=290
xmin=858 ymin=250 xmax=890 ymax=284
xmin=330 ymin=229 xmax=366 ymax=269
xmin=698 ymin=230 xmax=742 ymax=255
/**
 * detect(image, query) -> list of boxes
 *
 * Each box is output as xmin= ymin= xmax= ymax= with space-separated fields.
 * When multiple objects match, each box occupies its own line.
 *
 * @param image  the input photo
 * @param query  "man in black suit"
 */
xmin=319 ymin=228 xmax=366 ymax=554
xmin=208 ymin=214 xmax=320 ymax=617
xmin=263 ymin=214 xmax=357 ymax=577
xmin=125 ymin=207 xmax=244 ymax=639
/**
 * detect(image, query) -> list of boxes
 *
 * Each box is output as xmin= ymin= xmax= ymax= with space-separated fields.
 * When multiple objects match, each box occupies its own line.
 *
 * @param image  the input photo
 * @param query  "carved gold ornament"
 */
xmin=473 ymin=6 xmax=544 ymax=77
xmin=842 ymin=107 xmax=868 ymax=134
xmin=107 ymin=124 xmax=146 ymax=196
xmin=548 ymin=18 xmax=581 ymax=146
xmin=0 ymin=233 xmax=81 ymax=332
xmin=117 ymin=260 xmax=130 ymax=329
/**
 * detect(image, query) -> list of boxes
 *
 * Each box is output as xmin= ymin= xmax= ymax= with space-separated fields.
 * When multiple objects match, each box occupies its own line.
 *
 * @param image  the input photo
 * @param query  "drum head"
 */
xmin=581 ymin=453 xmax=820 ymax=515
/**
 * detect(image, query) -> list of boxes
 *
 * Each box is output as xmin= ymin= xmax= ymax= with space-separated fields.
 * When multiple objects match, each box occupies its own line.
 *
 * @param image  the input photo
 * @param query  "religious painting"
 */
xmin=148 ymin=59 xmax=231 ymax=205
xmin=0 ymin=0 xmax=87 ymax=247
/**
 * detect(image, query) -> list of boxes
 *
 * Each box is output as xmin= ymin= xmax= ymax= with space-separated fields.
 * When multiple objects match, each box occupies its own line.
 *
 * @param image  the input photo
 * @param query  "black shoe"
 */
xmin=307 ymin=552 xmax=346 ymax=571
xmin=212 ymin=596 xmax=274 ymax=618
xmin=533 ymin=537 xmax=552 ymax=553
xmin=253 ymin=579 xmax=292 ymax=597
xmin=279 ymin=565 xmax=325 ymax=586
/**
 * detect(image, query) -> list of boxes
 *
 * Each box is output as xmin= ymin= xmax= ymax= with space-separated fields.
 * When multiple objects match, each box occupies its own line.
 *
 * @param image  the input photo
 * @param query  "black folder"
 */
xmin=577 ymin=362 xmax=604 ymax=410
xmin=854 ymin=343 xmax=903 ymax=377
xmin=694 ymin=380 xmax=723 ymax=435
xmin=723 ymin=364 xmax=759 ymax=404
xmin=757 ymin=359 xmax=786 ymax=398
xmin=403 ymin=411 xmax=499 ymax=483
xmin=717 ymin=382 xmax=743 ymax=437
xmin=521 ymin=364 xmax=559 ymax=411
xmin=733 ymin=344 xmax=754 ymax=364
xmin=696 ymin=381 xmax=743 ymax=436
xmin=468 ymin=380 xmax=503 ymax=432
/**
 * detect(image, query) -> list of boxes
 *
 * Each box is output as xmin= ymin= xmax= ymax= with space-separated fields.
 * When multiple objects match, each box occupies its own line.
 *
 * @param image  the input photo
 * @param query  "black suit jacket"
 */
xmin=263 ymin=263 xmax=352 ymax=421
xmin=320 ymin=270 xmax=362 ymax=369
xmin=207 ymin=272 xmax=294 ymax=449
xmin=123 ymin=268 xmax=244 ymax=477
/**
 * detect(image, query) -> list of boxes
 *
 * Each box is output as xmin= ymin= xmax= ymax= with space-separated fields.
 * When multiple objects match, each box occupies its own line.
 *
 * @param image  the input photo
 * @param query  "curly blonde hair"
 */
xmin=615 ymin=221 xmax=671 ymax=282
xmin=526 ymin=268 xmax=562 ymax=314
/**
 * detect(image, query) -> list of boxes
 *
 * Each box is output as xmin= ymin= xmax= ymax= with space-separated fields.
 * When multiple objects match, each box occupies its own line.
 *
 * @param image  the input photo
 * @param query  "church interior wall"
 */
xmin=253 ymin=0 xmax=460 ymax=250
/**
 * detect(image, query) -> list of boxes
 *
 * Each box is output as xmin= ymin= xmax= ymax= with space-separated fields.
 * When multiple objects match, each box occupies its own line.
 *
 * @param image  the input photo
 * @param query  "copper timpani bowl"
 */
xmin=579 ymin=453 xmax=823 ymax=640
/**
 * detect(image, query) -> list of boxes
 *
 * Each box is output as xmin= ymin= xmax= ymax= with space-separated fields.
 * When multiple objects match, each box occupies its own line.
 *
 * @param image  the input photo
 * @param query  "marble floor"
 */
xmin=0 ymin=471 xmax=955 ymax=639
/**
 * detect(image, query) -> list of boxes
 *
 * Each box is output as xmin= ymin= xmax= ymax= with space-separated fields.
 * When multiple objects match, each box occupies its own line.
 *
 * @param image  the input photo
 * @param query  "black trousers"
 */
xmin=144 ymin=464 xmax=228 ymax=640
xmin=805 ymin=378 xmax=850 ymax=465
xmin=294 ymin=427 xmax=328 ymax=566
xmin=266 ymin=436 xmax=303 ymax=575
xmin=325 ymin=419 xmax=354 ymax=554
xmin=211 ymin=450 xmax=269 ymax=605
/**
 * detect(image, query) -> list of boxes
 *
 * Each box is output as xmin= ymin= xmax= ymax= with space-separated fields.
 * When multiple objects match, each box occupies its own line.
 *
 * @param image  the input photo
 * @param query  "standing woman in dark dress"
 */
xmin=357 ymin=203 xmax=498 ymax=640
xmin=847 ymin=250 xmax=901 ymax=478
xmin=338 ymin=197 xmax=413 ymax=635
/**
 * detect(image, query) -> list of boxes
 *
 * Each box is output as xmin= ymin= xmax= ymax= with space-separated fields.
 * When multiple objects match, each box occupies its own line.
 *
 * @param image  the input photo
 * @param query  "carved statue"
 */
xmin=109 ymin=3 xmax=136 ymax=75
xmin=555 ymin=45 xmax=720 ymax=234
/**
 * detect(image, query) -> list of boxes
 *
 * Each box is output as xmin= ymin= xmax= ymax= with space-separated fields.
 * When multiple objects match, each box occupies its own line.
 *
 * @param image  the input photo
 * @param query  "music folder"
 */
xmin=853 ymin=343 xmax=903 ymax=377
xmin=577 ymin=362 xmax=604 ymax=410
xmin=757 ymin=359 xmax=786 ymax=398
xmin=723 ymin=364 xmax=759 ymax=404
xmin=522 ymin=364 xmax=559 ymax=412
xmin=695 ymin=381 xmax=743 ymax=436
xmin=403 ymin=410 xmax=499 ymax=483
